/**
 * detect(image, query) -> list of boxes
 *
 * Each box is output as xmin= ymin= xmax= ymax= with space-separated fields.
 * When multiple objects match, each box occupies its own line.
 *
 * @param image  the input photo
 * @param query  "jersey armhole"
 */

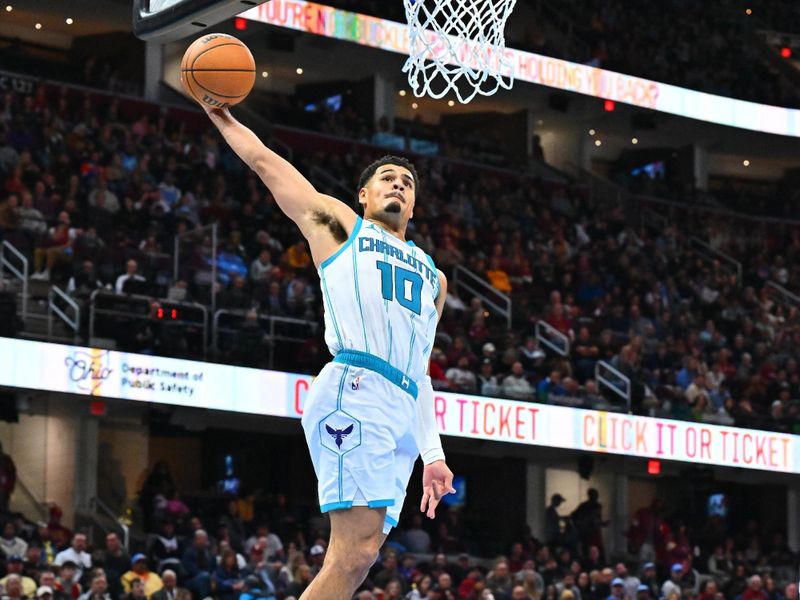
xmin=425 ymin=254 xmax=440 ymax=298
xmin=319 ymin=216 xmax=363 ymax=271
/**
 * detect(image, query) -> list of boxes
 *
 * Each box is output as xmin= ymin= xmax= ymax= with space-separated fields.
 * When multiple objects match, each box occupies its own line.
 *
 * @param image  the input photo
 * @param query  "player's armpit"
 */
xmin=298 ymin=196 xmax=360 ymax=266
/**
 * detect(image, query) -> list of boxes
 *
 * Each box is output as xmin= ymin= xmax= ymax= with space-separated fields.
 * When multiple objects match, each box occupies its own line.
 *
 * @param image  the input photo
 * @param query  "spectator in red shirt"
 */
xmin=429 ymin=350 xmax=449 ymax=390
xmin=742 ymin=575 xmax=769 ymax=600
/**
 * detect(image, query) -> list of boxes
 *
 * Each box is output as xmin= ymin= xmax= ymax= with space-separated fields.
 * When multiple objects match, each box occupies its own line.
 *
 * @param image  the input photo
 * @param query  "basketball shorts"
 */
xmin=301 ymin=349 xmax=419 ymax=534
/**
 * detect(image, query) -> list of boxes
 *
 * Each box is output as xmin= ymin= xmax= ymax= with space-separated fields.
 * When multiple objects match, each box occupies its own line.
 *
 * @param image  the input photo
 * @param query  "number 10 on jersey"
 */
xmin=376 ymin=260 xmax=422 ymax=315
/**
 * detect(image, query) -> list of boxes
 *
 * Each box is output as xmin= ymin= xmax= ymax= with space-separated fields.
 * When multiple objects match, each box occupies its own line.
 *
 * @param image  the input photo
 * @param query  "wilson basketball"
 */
xmin=181 ymin=33 xmax=255 ymax=108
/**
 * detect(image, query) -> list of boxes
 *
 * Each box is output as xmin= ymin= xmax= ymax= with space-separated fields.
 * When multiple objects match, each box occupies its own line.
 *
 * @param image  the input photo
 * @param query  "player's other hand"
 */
xmin=420 ymin=460 xmax=455 ymax=519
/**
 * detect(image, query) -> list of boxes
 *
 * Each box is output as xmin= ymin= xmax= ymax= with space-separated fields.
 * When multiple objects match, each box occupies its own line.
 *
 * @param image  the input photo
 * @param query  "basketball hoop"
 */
xmin=402 ymin=0 xmax=517 ymax=104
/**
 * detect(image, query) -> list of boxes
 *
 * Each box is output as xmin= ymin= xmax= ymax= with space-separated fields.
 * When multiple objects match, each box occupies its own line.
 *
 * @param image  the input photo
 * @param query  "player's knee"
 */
xmin=335 ymin=541 xmax=380 ymax=580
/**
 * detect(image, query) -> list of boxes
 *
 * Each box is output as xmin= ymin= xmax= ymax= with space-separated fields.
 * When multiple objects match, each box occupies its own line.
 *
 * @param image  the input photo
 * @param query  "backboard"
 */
xmin=133 ymin=0 xmax=269 ymax=42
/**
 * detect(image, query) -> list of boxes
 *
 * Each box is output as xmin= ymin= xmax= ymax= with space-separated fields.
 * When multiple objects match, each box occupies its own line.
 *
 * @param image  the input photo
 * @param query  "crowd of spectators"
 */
xmin=2 ymin=76 xmax=800 ymax=433
xmin=0 ymin=451 xmax=798 ymax=600
xmin=533 ymin=0 xmax=800 ymax=108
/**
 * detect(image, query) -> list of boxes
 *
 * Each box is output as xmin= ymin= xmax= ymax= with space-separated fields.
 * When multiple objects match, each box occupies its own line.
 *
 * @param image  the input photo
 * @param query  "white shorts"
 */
xmin=300 ymin=350 xmax=419 ymax=534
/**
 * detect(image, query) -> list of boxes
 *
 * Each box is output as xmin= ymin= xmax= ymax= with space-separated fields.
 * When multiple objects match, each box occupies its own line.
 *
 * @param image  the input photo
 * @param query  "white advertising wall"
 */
xmin=1 ymin=337 xmax=798 ymax=474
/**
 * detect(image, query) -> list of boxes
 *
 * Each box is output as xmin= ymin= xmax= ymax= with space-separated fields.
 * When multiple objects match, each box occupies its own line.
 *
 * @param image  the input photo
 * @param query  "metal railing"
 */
xmin=1 ymin=240 xmax=28 ymax=321
xmin=235 ymin=103 xmax=294 ymax=162
xmin=595 ymin=361 xmax=631 ymax=412
xmin=89 ymin=289 xmax=209 ymax=355
xmin=310 ymin=165 xmax=352 ymax=200
xmin=576 ymin=166 xmax=627 ymax=211
xmin=11 ymin=474 xmax=48 ymax=522
xmin=213 ymin=309 xmax=318 ymax=368
xmin=689 ymin=236 xmax=743 ymax=287
xmin=766 ymin=281 xmax=800 ymax=308
xmin=452 ymin=265 xmax=512 ymax=329
xmin=48 ymin=285 xmax=80 ymax=342
xmin=535 ymin=319 xmax=570 ymax=357
xmin=88 ymin=496 xmax=130 ymax=552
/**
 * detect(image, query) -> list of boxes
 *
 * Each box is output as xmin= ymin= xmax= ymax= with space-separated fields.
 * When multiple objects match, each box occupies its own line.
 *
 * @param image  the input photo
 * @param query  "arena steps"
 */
xmin=5 ymin=276 xmax=79 ymax=344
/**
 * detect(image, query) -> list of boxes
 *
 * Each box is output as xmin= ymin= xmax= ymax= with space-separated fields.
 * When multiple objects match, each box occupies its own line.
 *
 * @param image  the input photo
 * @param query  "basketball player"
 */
xmin=203 ymin=106 xmax=454 ymax=599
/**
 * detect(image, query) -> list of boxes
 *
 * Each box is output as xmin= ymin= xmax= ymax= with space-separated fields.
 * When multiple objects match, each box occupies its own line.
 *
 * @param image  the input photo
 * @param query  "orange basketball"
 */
xmin=181 ymin=33 xmax=255 ymax=108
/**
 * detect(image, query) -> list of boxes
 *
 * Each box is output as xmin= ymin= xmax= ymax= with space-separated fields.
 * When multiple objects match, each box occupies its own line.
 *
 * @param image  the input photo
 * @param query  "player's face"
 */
xmin=359 ymin=164 xmax=416 ymax=229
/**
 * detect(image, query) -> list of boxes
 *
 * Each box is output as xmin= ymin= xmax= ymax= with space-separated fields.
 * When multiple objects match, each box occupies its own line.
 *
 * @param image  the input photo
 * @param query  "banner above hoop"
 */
xmin=240 ymin=0 xmax=800 ymax=136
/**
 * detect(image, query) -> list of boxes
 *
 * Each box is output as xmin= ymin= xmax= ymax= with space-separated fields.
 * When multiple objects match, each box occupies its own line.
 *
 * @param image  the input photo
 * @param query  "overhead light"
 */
xmin=65 ymin=17 xmax=73 ymax=25
xmin=295 ymin=67 xmax=304 ymax=75
xmin=447 ymin=100 xmax=455 ymax=107
xmin=743 ymin=159 xmax=750 ymax=166
xmin=745 ymin=8 xmax=752 ymax=15
xmin=4 ymin=5 xmax=12 ymax=12
xmin=399 ymin=90 xmax=406 ymax=97
xmin=631 ymin=137 xmax=639 ymax=144
xmin=411 ymin=102 xmax=418 ymax=110
xmin=261 ymin=71 xmax=268 ymax=78
xmin=594 ymin=139 xmax=602 ymax=147
xmin=34 ymin=22 xmax=42 ymax=29
xmin=589 ymin=129 xmax=596 ymax=136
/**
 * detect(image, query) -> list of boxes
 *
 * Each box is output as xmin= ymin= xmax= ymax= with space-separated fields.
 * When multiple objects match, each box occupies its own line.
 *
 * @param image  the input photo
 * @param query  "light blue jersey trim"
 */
xmin=423 ymin=307 xmax=438 ymax=358
xmin=320 ymin=501 xmax=354 ymax=513
xmin=387 ymin=321 xmax=393 ymax=363
xmin=320 ymin=216 xmax=363 ymax=270
xmin=425 ymin=253 xmax=440 ymax=298
xmin=385 ymin=515 xmax=399 ymax=528
xmin=367 ymin=499 xmax=395 ymax=508
xmin=405 ymin=315 xmax=416 ymax=374
xmin=320 ymin=271 xmax=343 ymax=349
xmin=379 ymin=227 xmax=392 ymax=361
xmin=351 ymin=241 xmax=370 ymax=352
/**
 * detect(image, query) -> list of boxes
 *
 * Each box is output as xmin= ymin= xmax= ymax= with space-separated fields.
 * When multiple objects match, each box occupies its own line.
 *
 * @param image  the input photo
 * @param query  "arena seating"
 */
xmin=0 ymin=457 xmax=795 ymax=600
xmin=1 ymin=76 xmax=799 ymax=435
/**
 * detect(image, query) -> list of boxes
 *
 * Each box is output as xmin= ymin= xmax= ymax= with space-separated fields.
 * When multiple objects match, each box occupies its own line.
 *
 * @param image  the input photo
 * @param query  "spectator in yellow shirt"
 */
xmin=121 ymin=555 xmax=163 ymax=599
xmin=0 ymin=556 xmax=36 ymax=597
xmin=282 ymin=240 xmax=311 ymax=271
xmin=486 ymin=257 xmax=512 ymax=294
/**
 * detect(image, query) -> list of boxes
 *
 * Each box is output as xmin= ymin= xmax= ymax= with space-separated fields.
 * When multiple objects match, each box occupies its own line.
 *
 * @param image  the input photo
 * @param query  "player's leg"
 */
xmin=299 ymin=506 xmax=385 ymax=600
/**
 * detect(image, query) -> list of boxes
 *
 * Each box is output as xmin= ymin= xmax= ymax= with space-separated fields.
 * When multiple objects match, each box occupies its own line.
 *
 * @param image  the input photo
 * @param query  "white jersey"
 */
xmin=318 ymin=216 xmax=439 ymax=384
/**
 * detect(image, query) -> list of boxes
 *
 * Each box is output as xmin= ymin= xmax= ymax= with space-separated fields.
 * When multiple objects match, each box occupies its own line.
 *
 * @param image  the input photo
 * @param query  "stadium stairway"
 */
xmin=0 ymin=240 xmax=76 ymax=344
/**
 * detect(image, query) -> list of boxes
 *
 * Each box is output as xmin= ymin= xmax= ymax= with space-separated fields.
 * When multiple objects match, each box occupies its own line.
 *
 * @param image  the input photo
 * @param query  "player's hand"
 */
xmin=420 ymin=460 xmax=455 ymax=519
xmin=200 ymin=101 xmax=231 ymax=118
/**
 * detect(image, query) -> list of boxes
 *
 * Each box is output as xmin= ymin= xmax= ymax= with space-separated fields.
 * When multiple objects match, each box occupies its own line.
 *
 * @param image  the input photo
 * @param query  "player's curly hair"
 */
xmin=356 ymin=155 xmax=419 ymax=209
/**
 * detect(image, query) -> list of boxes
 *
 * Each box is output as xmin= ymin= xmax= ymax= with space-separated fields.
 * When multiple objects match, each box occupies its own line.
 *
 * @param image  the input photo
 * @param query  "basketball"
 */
xmin=180 ymin=33 xmax=255 ymax=108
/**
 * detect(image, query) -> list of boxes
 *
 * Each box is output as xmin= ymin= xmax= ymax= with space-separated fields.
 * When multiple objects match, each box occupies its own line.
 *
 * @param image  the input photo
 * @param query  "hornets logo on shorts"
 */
xmin=318 ymin=411 xmax=361 ymax=455
xmin=326 ymin=424 xmax=354 ymax=449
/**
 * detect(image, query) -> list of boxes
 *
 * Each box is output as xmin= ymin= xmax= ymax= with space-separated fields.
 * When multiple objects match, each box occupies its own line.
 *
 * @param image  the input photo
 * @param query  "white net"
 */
xmin=402 ymin=0 xmax=517 ymax=104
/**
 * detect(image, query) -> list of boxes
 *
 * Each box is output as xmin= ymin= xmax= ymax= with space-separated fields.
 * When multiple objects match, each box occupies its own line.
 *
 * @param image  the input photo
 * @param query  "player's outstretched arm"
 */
xmin=204 ymin=107 xmax=354 ymax=242
xmin=417 ymin=270 xmax=456 ymax=518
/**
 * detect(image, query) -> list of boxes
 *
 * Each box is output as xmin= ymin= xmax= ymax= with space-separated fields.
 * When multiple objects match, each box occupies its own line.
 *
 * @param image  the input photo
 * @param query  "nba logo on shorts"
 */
xmin=351 ymin=376 xmax=362 ymax=391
